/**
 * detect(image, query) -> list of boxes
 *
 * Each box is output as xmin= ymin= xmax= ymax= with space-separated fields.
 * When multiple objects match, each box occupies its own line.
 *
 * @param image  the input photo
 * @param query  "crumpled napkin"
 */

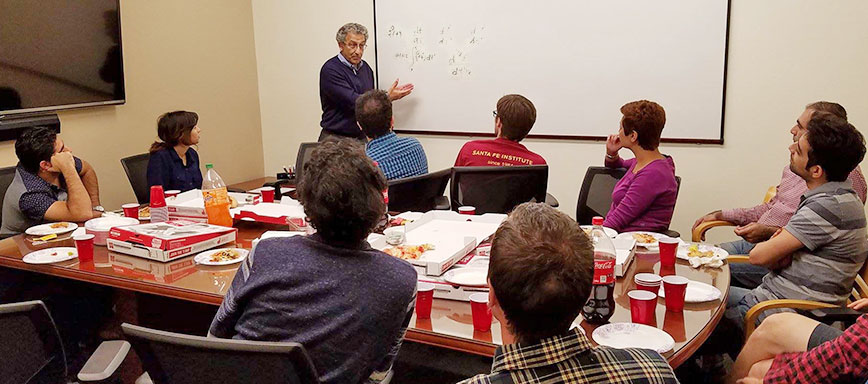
xmin=688 ymin=254 xmax=725 ymax=269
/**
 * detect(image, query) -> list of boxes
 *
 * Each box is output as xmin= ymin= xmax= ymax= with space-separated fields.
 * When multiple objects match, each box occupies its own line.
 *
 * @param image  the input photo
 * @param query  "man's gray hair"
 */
xmin=336 ymin=23 xmax=368 ymax=43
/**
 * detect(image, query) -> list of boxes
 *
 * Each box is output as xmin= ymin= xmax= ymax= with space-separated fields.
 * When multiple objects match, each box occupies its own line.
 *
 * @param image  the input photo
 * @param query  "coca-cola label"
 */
xmin=592 ymin=259 xmax=616 ymax=285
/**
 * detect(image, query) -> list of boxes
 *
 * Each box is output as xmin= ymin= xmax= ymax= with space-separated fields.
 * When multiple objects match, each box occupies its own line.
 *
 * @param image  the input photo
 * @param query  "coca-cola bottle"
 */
xmin=581 ymin=216 xmax=617 ymax=324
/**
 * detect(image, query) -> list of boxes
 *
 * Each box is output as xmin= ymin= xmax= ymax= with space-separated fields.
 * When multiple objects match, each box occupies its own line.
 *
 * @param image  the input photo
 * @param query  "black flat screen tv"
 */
xmin=0 ymin=0 xmax=125 ymax=116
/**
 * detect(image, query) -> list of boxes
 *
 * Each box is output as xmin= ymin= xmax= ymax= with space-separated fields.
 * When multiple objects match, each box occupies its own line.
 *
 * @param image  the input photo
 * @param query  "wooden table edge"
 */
xmin=405 ymin=328 xmax=497 ymax=357
xmin=668 ymin=283 xmax=729 ymax=368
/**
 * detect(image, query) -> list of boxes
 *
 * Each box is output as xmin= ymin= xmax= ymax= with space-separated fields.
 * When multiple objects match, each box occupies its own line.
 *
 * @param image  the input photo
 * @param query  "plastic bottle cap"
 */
xmin=592 ymin=217 xmax=604 ymax=226
xmin=205 ymin=163 xmax=213 ymax=169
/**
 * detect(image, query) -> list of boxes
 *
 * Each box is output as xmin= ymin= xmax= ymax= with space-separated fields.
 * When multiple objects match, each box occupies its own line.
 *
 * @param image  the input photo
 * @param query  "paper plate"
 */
xmin=23 ymin=247 xmax=78 ymax=264
xmin=677 ymin=243 xmax=729 ymax=261
xmin=658 ymin=280 xmax=722 ymax=303
xmin=592 ymin=322 xmax=675 ymax=353
xmin=194 ymin=248 xmax=249 ymax=266
xmin=25 ymin=222 xmax=78 ymax=236
xmin=442 ymin=268 xmax=488 ymax=287
xmin=580 ymin=225 xmax=618 ymax=238
xmin=615 ymin=231 xmax=666 ymax=248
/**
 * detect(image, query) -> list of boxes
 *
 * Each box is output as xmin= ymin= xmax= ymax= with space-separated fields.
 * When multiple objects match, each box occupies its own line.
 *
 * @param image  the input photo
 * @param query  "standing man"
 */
xmin=319 ymin=23 xmax=413 ymax=141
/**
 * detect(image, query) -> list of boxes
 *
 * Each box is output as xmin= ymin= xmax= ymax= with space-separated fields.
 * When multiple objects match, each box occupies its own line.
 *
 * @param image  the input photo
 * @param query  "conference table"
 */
xmin=0 ymin=177 xmax=729 ymax=369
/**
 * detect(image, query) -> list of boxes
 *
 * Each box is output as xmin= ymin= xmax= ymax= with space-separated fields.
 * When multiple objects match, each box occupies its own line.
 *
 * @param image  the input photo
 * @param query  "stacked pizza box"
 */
xmin=370 ymin=211 xmax=506 ymax=302
xmin=106 ymin=220 xmax=237 ymax=262
xmin=109 ymin=252 xmax=198 ymax=283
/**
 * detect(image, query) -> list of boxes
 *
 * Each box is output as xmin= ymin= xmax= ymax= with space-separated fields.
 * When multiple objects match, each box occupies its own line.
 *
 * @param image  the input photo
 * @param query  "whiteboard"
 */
xmin=374 ymin=1 xmax=730 ymax=143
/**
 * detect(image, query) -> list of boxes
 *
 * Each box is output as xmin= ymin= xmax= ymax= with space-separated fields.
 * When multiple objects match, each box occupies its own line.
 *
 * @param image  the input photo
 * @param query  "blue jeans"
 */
xmin=720 ymin=239 xmax=770 ymax=289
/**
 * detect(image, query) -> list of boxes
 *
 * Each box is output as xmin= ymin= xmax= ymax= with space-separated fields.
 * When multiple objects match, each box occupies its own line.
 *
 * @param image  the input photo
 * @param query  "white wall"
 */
xmin=253 ymin=0 xmax=868 ymax=244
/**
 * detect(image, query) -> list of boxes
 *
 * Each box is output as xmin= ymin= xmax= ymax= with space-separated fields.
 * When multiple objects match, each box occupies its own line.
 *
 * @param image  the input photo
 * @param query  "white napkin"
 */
xmin=688 ymin=254 xmax=725 ymax=269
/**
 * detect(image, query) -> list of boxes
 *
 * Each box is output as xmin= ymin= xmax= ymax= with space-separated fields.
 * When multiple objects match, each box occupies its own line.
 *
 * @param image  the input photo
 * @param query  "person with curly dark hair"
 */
xmin=603 ymin=100 xmax=677 ymax=232
xmin=209 ymin=139 xmax=417 ymax=384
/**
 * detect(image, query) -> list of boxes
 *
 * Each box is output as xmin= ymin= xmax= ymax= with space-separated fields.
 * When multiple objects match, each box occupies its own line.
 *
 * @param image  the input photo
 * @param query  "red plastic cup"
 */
xmin=458 ymin=206 xmax=476 ymax=215
xmin=628 ymin=290 xmax=657 ymax=325
xmin=469 ymin=293 xmax=492 ymax=332
xmin=636 ymin=282 xmax=661 ymax=293
xmin=260 ymin=187 xmax=275 ymax=203
xmin=416 ymin=282 xmax=435 ymax=319
xmin=74 ymin=234 xmax=95 ymax=263
xmin=658 ymin=237 xmax=679 ymax=267
xmin=149 ymin=186 xmax=166 ymax=208
xmin=122 ymin=203 xmax=139 ymax=218
xmin=164 ymin=190 xmax=181 ymax=198
xmin=662 ymin=275 xmax=689 ymax=311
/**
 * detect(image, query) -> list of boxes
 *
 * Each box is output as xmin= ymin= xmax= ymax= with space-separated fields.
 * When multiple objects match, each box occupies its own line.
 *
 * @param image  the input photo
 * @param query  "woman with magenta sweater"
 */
xmin=603 ymin=100 xmax=677 ymax=233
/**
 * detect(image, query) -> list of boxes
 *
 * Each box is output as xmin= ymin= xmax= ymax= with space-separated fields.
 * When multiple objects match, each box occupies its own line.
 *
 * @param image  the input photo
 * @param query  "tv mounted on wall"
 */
xmin=0 ymin=0 xmax=125 ymax=119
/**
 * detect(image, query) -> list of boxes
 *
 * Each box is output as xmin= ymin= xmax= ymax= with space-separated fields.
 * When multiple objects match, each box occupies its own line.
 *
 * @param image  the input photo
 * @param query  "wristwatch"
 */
xmin=93 ymin=205 xmax=105 ymax=213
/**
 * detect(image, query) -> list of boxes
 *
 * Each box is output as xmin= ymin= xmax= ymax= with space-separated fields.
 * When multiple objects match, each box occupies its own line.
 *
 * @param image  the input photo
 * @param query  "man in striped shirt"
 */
xmin=693 ymin=102 xmax=866 ymax=289
xmin=706 ymin=111 xmax=867 ymax=359
xmin=356 ymin=90 xmax=428 ymax=180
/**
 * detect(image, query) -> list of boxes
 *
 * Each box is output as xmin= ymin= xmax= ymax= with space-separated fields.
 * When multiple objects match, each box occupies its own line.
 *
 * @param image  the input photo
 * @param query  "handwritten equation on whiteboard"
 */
xmin=384 ymin=24 xmax=485 ymax=78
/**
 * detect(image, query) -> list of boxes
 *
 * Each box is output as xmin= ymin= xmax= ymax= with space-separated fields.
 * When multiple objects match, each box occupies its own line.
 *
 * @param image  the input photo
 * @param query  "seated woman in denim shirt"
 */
xmin=146 ymin=111 xmax=203 ymax=192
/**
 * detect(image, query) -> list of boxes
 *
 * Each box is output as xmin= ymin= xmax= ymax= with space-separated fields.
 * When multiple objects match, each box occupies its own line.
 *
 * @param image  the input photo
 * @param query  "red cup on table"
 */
xmin=628 ymin=290 xmax=657 ymax=325
xmin=469 ymin=293 xmax=492 ymax=332
xmin=260 ymin=186 xmax=276 ymax=203
xmin=458 ymin=206 xmax=476 ymax=215
xmin=416 ymin=282 xmax=435 ymax=319
xmin=658 ymin=237 xmax=679 ymax=267
xmin=74 ymin=234 xmax=95 ymax=263
xmin=662 ymin=275 xmax=689 ymax=311
xmin=634 ymin=273 xmax=662 ymax=293
xmin=122 ymin=203 xmax=139 ymax=218
xmin=164 ymin=190 xmax=181 ymax=199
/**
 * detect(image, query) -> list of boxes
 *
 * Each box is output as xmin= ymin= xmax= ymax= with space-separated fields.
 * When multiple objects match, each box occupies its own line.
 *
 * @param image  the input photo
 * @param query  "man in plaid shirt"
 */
xmin=693 ymin=102 xmax=866 ymax=289
xmin=356 ymin=90 xmax=428 ymax=180
xmin=729 ymin=302 xmax=868 ymax=384
xmin=458 ymin=203 xmax=678 ymax=384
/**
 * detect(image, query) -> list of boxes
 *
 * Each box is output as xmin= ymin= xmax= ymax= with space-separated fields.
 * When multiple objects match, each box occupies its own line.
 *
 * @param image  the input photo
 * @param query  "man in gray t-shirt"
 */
xmin=702 ymin=111 xmax=867 ymax=359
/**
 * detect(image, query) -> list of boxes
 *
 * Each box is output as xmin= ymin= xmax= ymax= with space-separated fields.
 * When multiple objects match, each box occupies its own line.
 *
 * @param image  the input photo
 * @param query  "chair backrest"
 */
xmin=763 ymin=185 xmax=777 ymax=203
xmin=450 ymin=165 xmax=548 ymax=214
xmin=0 ymin=300 xmax=67 ymax=384
xmin=0 ymin=165 xmax=18 ymax=228
xmin=294 ymin=142 xmax=321 ymax=186
xmin=575 ymin=166 xmax=682 ymax=225
xmin=120 ymin=153 xmax=151 ymax=205
xmin=387 ymin=168 xmax=451 ymax=213
xmin=122 ymin=323 xmax=319 ymax=384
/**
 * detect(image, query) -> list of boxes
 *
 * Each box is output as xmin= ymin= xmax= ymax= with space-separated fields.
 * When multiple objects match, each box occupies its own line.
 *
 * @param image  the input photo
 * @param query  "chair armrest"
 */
xmin=727 ymin=255 xmax=751 ymax=264
xmin=77 ymin=340 xmax=131 ymax=382
xmin=743 ymin=300 xmax=837 ymax=341
xmin=692 ymin=220 xmax=736 ymax=242
xmin=434 ymin=196 xmax=451 ymax=210
xmin=803 ymin=307 xmax=863 ymax=325
xmin=545 ymin=193 xmax=559 ymax=208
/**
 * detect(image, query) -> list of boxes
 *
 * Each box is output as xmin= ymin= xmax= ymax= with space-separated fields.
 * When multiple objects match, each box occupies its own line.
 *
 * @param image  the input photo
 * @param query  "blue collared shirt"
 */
xmin=366 ymin=132 xmax=428 ymax=180
xmin=0 ymin=157 xmax=83 ymax=236
xmin=336 ymin=53 xmax=362 ymax=74
xmin=146 ymin=147 xmax=203 ymax=192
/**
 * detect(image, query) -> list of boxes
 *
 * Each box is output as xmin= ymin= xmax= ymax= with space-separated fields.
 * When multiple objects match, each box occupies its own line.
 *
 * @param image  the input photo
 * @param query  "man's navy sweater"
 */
xmin=319 ymin=55 xmax=375 ymax=138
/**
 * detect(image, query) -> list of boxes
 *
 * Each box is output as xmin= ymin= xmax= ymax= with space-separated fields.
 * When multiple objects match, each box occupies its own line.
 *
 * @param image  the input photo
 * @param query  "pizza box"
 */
xmin=106 ymin=231 xmax=236 ymax=262
xmin=614 ymin=237 xmax=637 ymax=278
xmin=418 ymin=275 xmax=489 ymax=302
xmin=109 ymin=252 xmax=198 ymax=283
xmin=231 ymin=199 xmax=308 ymax=228
xmin=370 ymin=211 xmax=506 ymax=276
xmin=168 ymin=189 xmax=259 ymax=220
xmin=109 ymin=220 xmax=236 ymax=250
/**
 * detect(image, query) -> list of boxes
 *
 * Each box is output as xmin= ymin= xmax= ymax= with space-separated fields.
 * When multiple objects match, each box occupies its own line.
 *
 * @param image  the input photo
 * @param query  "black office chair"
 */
xmin=122 ymin=323 xmax=320 ymax=384
xmin=0 ymin=165 xmax=18 ymax=228
xmin=294 ymin=142 xmax=321 ymax=186
xmin=0 ymin=300 xmax=131 ymax=383
xmin=576 ymin=166 xmax=682 ymax=237
xmin=121 ymin=153 xmax=151 ymax=205
xmin=450 ymin=165 xmax=549 ymax=214
xmin=387 ymin=169 xmax=451 ymax=212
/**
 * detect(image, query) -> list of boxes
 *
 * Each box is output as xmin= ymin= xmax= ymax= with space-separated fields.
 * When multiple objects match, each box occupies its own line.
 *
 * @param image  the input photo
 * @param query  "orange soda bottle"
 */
xmin=202 ymin=163 xmax=233 ymax=227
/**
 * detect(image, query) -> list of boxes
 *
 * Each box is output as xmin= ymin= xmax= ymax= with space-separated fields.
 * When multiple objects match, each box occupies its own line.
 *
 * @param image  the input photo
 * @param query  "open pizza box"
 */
xmin=614 ymin=237 xmax=637 ymax=277
xmin=109 ymin=252 xmax=198 ymax=283
xmin=370 ymin=211 xmax=506 ymax=276
xmin=168 ymin=189 xmax=260 ymax=221
xmin=106 ymin=220 xmax=237 ymax=262
xmin=230 ymin=199 xmax=308 ymax=228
